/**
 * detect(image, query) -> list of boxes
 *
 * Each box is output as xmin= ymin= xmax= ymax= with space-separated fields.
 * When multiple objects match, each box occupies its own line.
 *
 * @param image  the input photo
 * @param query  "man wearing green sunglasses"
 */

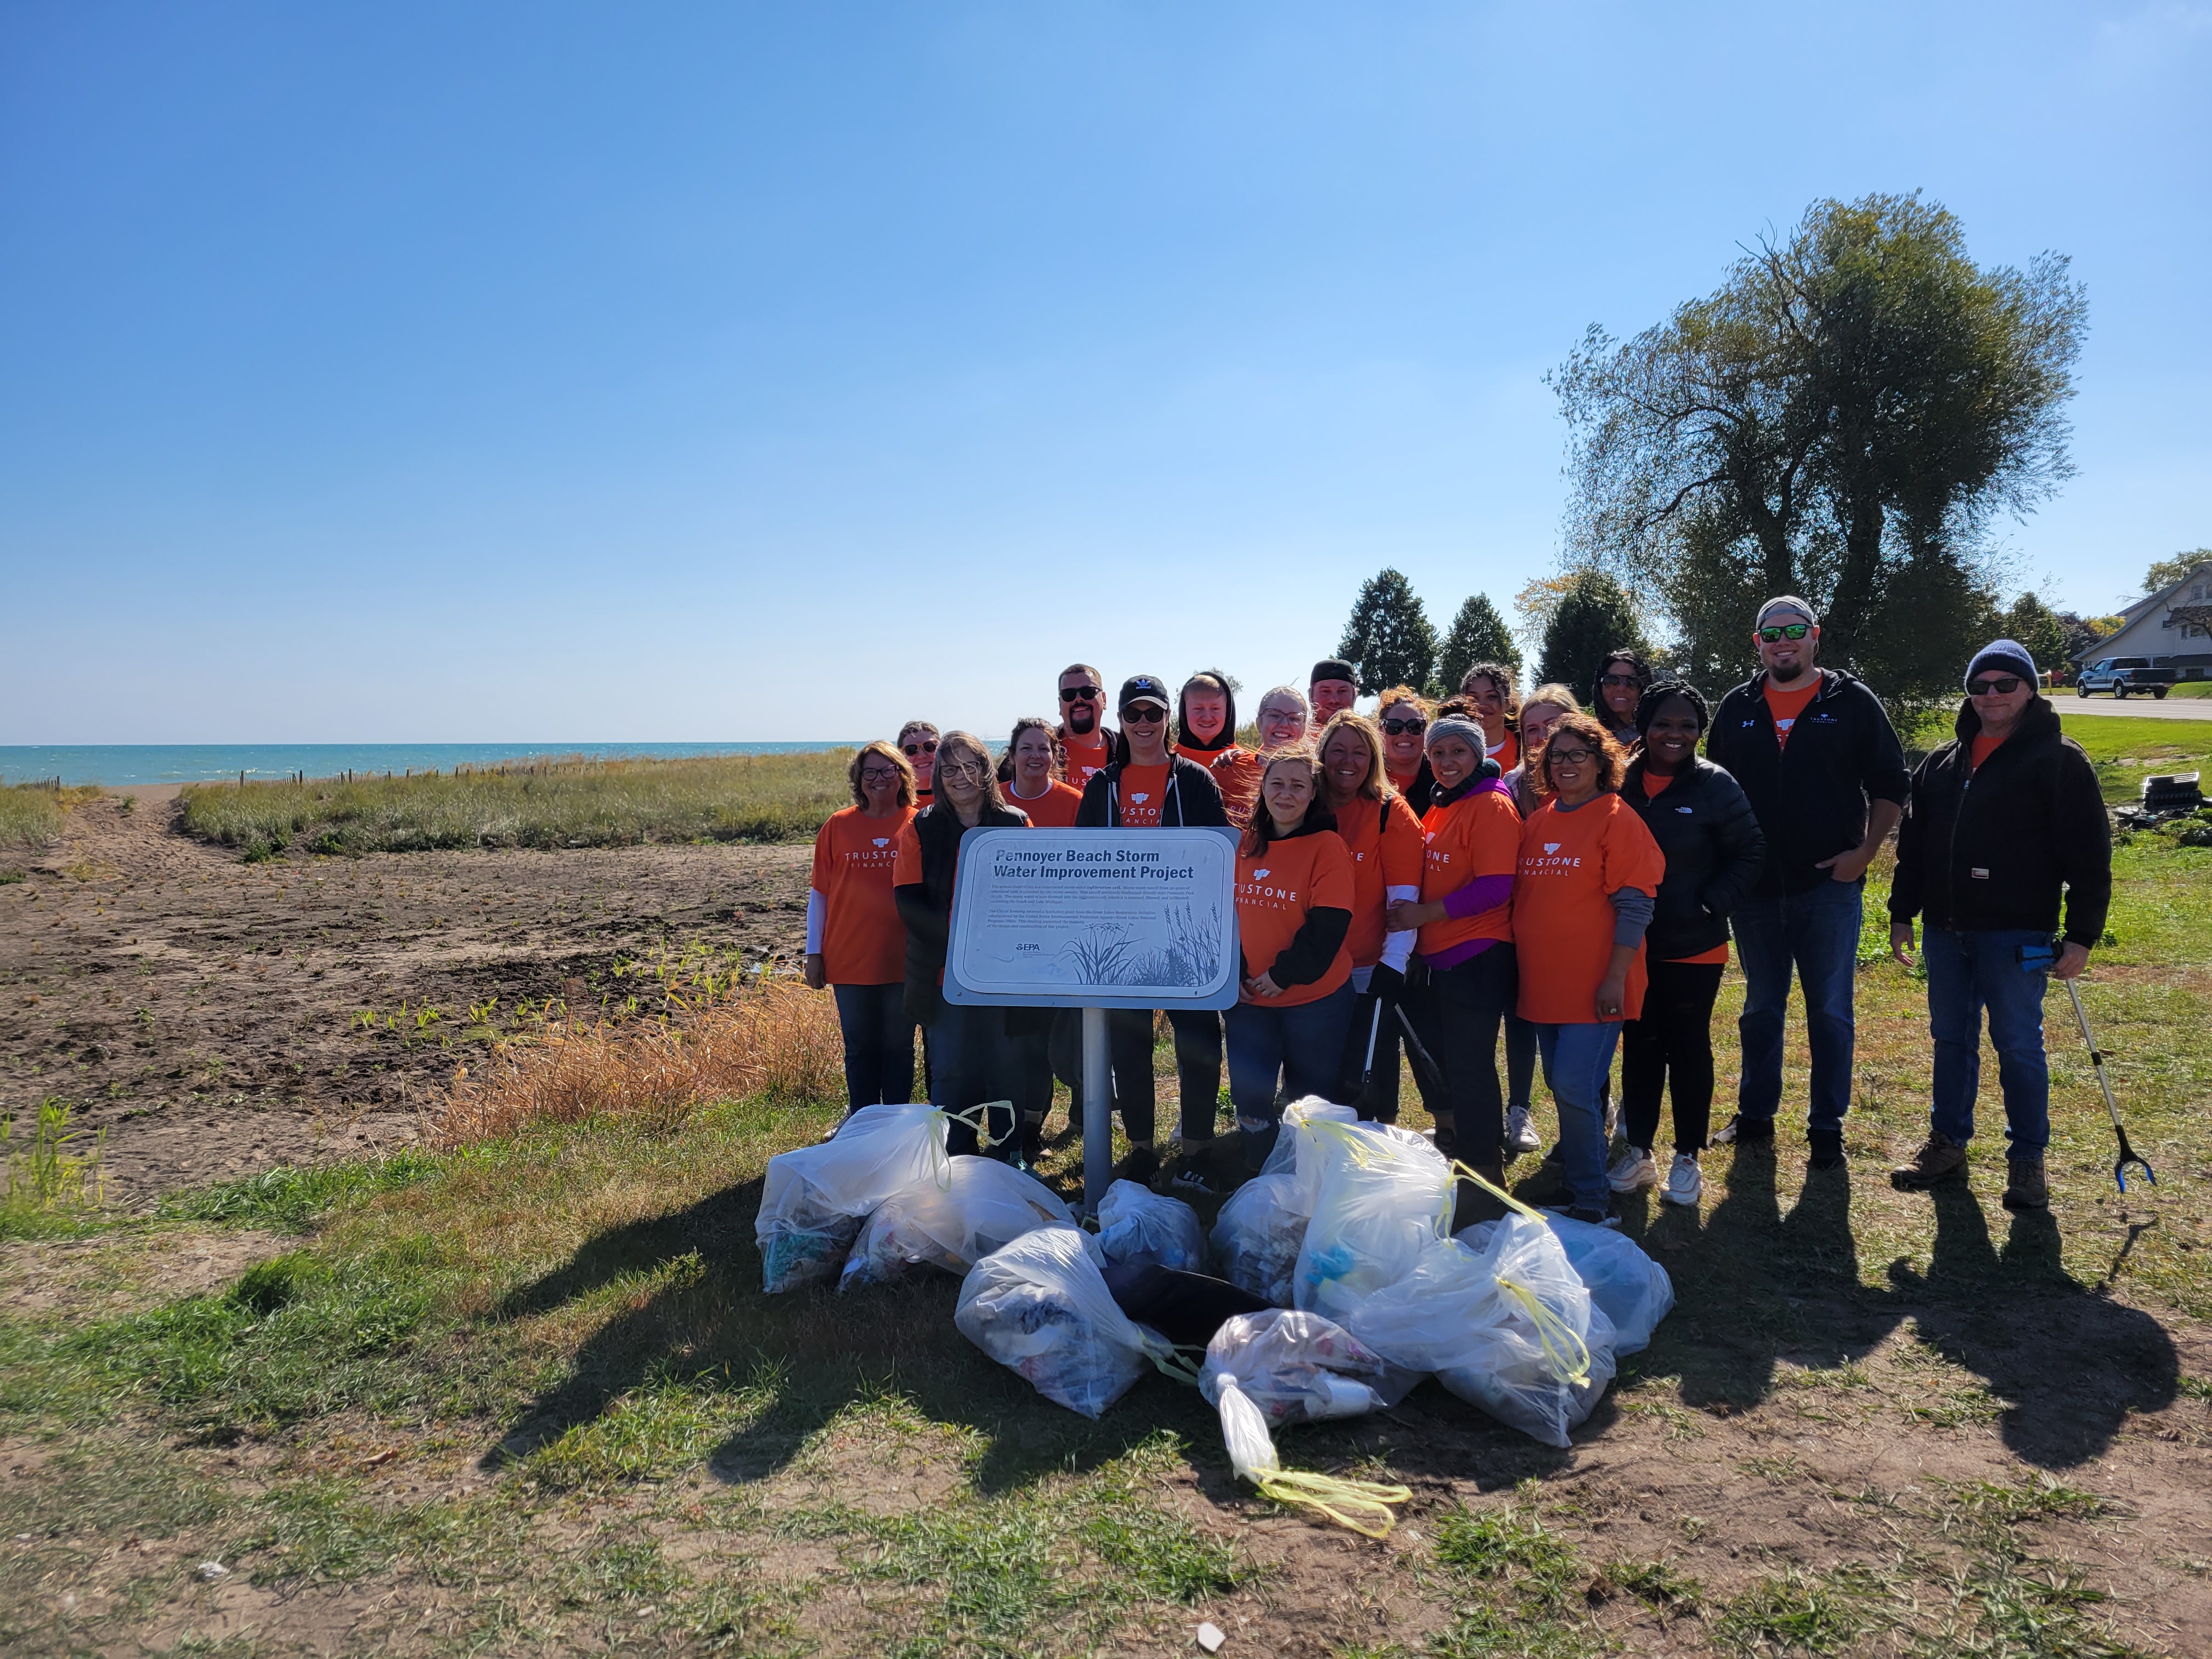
xmin=1707 ymin=596 xmax=1909 ymax=1171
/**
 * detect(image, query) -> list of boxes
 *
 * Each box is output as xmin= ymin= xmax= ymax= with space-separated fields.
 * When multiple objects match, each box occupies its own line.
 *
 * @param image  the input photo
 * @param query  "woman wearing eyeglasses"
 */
xmin=806 ymin=741 xmax=921 ymax=1122
xmin=1375 ymin=686 xmax=1437 ymax=814
xmin=1509 ymin=712 xmax=1666 ymax=1225
xmin=894 ymin=730 xmax=1033 ymax=1160
xmin=1462 ymin=663 xmax=1522 ymax=772
xmin=1316 ymin=713 xmax=1425 ymax=1123
xmin=896 ymin=720 xmax=940 ymax=805
xmin=1590 ymin=651 xmax=1650 ymax=748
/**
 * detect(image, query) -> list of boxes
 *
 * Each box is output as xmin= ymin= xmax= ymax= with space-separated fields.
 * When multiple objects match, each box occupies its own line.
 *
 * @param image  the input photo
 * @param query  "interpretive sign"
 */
xmin=942 ymin=827 xmax=1240 ymax=1011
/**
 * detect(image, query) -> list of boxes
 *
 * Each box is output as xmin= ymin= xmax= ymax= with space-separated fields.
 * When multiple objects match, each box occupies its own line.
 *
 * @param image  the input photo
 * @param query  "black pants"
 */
xmin=1408 ymin=945 xmax=1517 ymax=1164
xmin=831 ymin=983 xmax=914 ymax=1110
xmin=1621 ymin=959 xmax=1724 ymax=1154
xmin=1167 ymin=1009 xmax=1224 ymax=1142
xmin=1334 ymin=989 xmax=1404 ymax=1122
xmin=1049 ymin=1007 xmax=1158 ymax=1146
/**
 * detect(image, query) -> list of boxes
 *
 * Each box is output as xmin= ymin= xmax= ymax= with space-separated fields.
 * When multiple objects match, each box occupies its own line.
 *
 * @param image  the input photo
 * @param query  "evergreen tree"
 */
xmin=2002 ymin=591 xmax=2068 ymax=680
xmin=1536 ymin=571 xmax=1646 ymax=706
xmin=1337 ymin=569 xmax=1437 ymax=695
xmin=1437 ymin=592 xmax=1521 ymax=694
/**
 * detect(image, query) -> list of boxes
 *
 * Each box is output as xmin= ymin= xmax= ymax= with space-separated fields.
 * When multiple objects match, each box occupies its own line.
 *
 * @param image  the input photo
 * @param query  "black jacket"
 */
xmin=893 ymin=799 xmax=1030 ymax=1024
xmin=1888 ymin=697 xmax=2112 ymax=947
xmin=1620 ymin=757 xmax=1767 ymax=962
xmin=1237 ymin=813 xmax=1353 ymax=990
xmin=1706 ymin=668 xmax=1909 ymax=896
xmin=1390 ymin=756 xmax=1438 ymax=816
xmin=1075 ymin=752 xmax=1230 ymax=828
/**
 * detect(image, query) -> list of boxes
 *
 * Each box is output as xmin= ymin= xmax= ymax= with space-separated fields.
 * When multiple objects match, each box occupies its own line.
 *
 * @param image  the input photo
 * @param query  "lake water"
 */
xmin=0 ymin=743 xmax=861 ymax=787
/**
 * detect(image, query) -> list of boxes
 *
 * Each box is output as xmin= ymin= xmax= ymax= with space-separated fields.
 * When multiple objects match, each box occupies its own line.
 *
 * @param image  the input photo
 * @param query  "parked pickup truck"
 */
xmin=2077 ymin=658 xmax=2177 ymax=699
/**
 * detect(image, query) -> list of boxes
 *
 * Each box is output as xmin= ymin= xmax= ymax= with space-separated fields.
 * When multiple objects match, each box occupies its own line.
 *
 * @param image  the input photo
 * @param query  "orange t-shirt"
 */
xmin=1486 ymin=730 xmax=1519 ymax=772
xmin=1763 ymin=676 xmax=1820 ymax=749
xmin=1970 ymin=730 xmax=2007 ymax=771
xmin=1236 ymin=831 xmax=1355 ymax=1006
xmin=1334 ymin=793 xmax=1427 ymax=968
xmin=1061 ymin=730 xmax=1112 ymax=791
xmin=1514 ymin=794 xmax=1667 ymax=1024
xmin=1116 ymin=763 xmax=1172 ymax=828
xmin=1415 ymin=786 xmax=1522 ymax=959
xmin=810 ymin=805 xmax=915 ymax=985
xmin=1180 ymin=744 xmax=1260 ymax=826
xmin=1008 ymin=779 xmax=1084 ymax=828
xmin=1637 ymin=774 xmax=1726 ymax=962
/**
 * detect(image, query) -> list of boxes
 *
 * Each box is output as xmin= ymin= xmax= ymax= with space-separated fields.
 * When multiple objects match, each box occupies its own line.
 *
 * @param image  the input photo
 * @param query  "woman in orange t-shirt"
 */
xmin=1462 ymin=662 xmax=1521 ymax=774
xmin=1512 ymin=711 xmax=1666 ymax=1224
xmin=1225 ymin=748 xmax=1358 ymax=1176
xmin=806 ymin=741 xmax=920 ymax=1116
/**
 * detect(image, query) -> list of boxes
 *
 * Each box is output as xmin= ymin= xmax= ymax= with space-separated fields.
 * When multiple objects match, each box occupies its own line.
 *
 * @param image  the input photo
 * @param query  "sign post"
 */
xmin=944 ymin=826 xmax=1240 ymax=1216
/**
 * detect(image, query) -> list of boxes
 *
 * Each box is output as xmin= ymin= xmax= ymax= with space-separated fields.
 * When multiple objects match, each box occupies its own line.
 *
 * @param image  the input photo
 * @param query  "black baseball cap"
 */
xmin=1311 ymin=658 xmax=1357 ymax=686
xmin=1118 ymin=674 xmax=1171 ymax=713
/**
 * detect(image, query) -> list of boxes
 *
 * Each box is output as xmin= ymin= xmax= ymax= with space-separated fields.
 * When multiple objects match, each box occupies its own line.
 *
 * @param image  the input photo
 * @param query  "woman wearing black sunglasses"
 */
xmin=1590 ymin=651 xmax=1650 ymax=748
xmin=1375 ymin=686 xmax=1437 ymax=814
xmin=896 ymin=720 xmax=940 ymax=806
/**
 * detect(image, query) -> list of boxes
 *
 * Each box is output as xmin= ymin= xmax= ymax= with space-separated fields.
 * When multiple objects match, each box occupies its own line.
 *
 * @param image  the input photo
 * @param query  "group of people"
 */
xmin=804 ymin=596 xmax=2113 ymax=1225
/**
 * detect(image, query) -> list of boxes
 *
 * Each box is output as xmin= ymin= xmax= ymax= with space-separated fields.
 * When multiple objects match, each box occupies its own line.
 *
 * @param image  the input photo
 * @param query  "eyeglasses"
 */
xmin=1120 ymin=706 xmax=1166 ymax=723
xmin=1547 ymin=747 xmax=1597 ymax=766
xmin=901 ymin=741 xmax=938 ymax=757
xmin=1758 ymin=623 xmax=1812 ymax=642
xmin=1598 ymin=673 xmax=1642 ymax=690
xmin=1380 ymin=717 xmax=1426 ymax=736
xmin=1059 ymin=685 xmax=1102 ymax=702
xmin=859 ymin=767 xmax=901 ymax=783
xmin=1968 ymin=676 xmax=2024 ymax=696
xmin=935 ymin=761 xmax=987 ymax=782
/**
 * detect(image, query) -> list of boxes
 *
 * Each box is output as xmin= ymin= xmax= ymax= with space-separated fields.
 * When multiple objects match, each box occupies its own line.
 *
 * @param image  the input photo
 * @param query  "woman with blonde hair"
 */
xmin=1316 ymin=712 xmax=1425 ymax=1121
xmin=1503 ymin=684 xmax=1578 ymax=820
xmin=1375 ymin=686 xmax=1437 ymax=814
xmin=806 ymin=741 xmax=919 ymax=1119
xmin=894 ymin=731 xmax=1033 ymax=1159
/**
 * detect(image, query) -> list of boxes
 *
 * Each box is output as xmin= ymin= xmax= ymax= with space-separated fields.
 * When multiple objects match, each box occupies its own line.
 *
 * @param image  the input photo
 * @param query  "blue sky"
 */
xmin=3 ymin=3 xmax=2207 ymax=743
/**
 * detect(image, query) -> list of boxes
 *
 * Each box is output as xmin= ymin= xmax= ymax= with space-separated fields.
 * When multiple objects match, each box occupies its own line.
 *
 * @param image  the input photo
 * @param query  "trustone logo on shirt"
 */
xmin=1253 ymin=868 xmax=1271 ymax=879
xmin=1544 ymin=842 xmax=1560 ymax=854
xmin=1521 ymin=850 xmax=1585 ymax=873
xmin=1237 ymin=878 xmax=1303 ymax=905
xmin=872 ymin=838 xmax=889 ymax=848
xmin=1130 ymin=793 xmax=1151 ymax=805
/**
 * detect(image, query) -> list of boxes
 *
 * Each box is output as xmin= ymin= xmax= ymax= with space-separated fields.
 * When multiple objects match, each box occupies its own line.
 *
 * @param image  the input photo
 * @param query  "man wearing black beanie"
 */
xmin=1311 ymin=659 xmax=1360 ymax=724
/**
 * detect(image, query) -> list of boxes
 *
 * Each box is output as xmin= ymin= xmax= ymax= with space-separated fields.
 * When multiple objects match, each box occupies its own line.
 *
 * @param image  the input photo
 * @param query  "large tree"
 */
xmin=1337 ymin=569 xmax=1437 ymax=695
xmin=2144 ymin=550 xmax=2212 ymax=595
xmin=1536 ymin=571 xmax=1646 ymax=704
xmin=2001 ymin=592 xmax=2068 ymax=680
xmin=1551 ymin=193 xmax=2085 ymax=711
xmin=1437 ymin=592 xmax=1521 ymax=693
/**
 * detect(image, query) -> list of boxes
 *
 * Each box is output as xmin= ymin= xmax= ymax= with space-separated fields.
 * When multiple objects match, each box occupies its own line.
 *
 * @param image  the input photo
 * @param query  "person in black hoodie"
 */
xmin=893 ymin=730 xmax=1033 ymax=1160
xmin=1704 ymin=596 xmax=1909 ymax=1167
xmin=1886 ymin=640 xmax=2111 ymax=1213
xmin=1074 ymin=675 xmax=1233 ymax=1177
xmin=1611 ymin=682 xmax=1765 ymax=1209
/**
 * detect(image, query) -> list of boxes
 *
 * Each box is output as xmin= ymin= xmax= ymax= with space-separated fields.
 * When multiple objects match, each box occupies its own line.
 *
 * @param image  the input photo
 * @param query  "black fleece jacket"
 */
xmin=1888 ymin=697 xmax=2112 ymax=947
xmin=1620 ymin=756 xmax=1767 ymax=962
xmin=1237 ymin=813 xmax=1353 ymax=990
xmin=893 ymin=799 xmax=1030 ymax=1024
xmin=1706 ymin=667 xmax=1909 ymax=896
xmin=1074 ymin=753 xmax=1230 ymax=828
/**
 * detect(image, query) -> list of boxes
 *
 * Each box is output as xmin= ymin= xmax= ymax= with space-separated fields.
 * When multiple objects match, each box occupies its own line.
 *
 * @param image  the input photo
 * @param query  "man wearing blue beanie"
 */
xmin=1885 ymin=638 xmax=2112 ymax=1211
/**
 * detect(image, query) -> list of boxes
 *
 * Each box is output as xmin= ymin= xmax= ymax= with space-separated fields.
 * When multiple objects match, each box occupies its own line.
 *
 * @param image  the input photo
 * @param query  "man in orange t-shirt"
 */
xmin=1054 ymin=664 xmax=1117 ymax=791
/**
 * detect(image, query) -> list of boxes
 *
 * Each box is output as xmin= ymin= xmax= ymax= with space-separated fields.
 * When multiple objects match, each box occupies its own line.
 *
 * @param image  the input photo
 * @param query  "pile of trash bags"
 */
xmin=754 ymin=1096 xmax=1675 ymax=1531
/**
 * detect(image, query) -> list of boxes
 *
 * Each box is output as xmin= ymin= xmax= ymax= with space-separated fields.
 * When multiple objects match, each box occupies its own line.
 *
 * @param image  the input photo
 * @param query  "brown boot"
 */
xmin=2002 ymin=1158 xmax=2049 ymax=1210
xmin=1451 ymin=1159 xmax=1510 ymax=1234
xmin=1891 ymin=1130 xmax=1967 ymax=1189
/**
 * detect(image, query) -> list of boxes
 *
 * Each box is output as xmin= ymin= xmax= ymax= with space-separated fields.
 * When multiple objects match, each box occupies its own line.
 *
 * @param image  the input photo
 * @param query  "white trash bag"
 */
xmin=841 ymin=1156 xmax=1076 ymax=1290
xmin=1458 ymin=1212 xmax=1674 ymax=1357
xmin=755 ymin=1104 xmax=948 ymax=1293
xmin=955 ymin=1226 xmax=1185 ymax=1419
xmin=1259 ymin=1097 xmax=1359 ymax=1200
xmin=1200 ymin=1309 xmax=1410 ymax=1537
xmin=1093 ymin=1179 xmax=1206 ymax=1273
xmin=1292 ymin=1120 xmax=1452 ymax=1323
xmin=1211 ymin=1173 xmax=1308 ymax=1306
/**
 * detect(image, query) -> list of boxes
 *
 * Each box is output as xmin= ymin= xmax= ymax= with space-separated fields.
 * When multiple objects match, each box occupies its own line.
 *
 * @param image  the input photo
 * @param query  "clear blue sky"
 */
xmin=4 ymin=3 xmax=2207 ymax=743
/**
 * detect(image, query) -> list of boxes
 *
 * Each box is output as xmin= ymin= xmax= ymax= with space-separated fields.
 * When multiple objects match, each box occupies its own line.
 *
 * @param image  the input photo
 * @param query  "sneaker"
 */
xmin=818 ymin=1111 xmax=855 ymax=1144
xmin=1809 ymin=1128 xmax=1845 ymax=1171
xmin=1119 ymin=1144 xmax=1160 ymax=1183
xmin=1713 ymin=1113 xmax=1774 ymax=1147
xmin=2002 ymin=1158 xmax=2049 ymax=1211
xmin=1505 ymin=1105 xmax=1541 ymax=1156
xmin=1170 ymin=1167 xmax=1218 ymax=1197
xmin=1544 ymin=1204 xmax=1622 ymax=1231
xmin=1607 ymin=1145 xmax=1659 ymax=1193
xmin=1020 ymin=1119 xmax=1044 ymax=1169
xmin=1891 ymin=1130 xmax=1967 ymax=1189
xmin=1663 ymin=1153 xmax=1703 ymax=1206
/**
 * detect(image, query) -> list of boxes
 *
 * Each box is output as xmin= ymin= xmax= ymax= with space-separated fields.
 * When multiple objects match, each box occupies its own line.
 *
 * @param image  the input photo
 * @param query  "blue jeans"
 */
xmin=1734 ymin=877 xmax=1862 ymax=1130
xmin=928 ymin=1002 xmax=1013 ymax=1158
xmin=1923 ymin=928 xmax=2052 ymax=1160
xmin=831 ymin=983 xmax=914 ymax=1111
xmin=1532 ymin=1022 xmax=1621 ymax=1213
xmin=1225 ymin=983 xmax=1357 ymax=1166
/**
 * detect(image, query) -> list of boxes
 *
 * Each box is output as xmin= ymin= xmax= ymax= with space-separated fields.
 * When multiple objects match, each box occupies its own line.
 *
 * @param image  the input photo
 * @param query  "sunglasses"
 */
xmin=935 ymin=761 xmax=988 ymax=782
xmin=901 ymin=740 xmax=938 ymax=757
xmin=1380 ymin=717 xmax=1426 ymax=736
xmin=1547 ymin=747 xmax=1597 ymax=766
xmin=1968 ymin=676 xmax=2025 ymax=696
xmin=1758 ymin=623 xmax=1812 ymax=642
xmin=1059 ymin=685 xmax=1102 ymax=702
xmin=1598 ymin=673 xmax=1642 ymax=690
xmin=1120 ymin=704 xmax=1166 ymax=721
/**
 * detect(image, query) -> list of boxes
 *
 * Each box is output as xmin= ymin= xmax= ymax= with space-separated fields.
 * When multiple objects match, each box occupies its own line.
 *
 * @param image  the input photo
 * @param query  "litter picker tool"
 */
xmin=2063 ymin=978 xmax=2155 ymax=1194
xmin=1350 ymin=998 xmax=1388 ymax=1120
xmin=1392 ymin=1005 xmax=1447 ymax=1102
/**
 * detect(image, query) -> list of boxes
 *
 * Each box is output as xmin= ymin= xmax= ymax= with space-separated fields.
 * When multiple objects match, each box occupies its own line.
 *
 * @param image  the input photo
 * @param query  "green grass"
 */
xmin=177 ymin=748 xmax=858 ymax=856
xmin=0 ymin=783 xmax=102 ymax=848
xmin=2055 ymin=712 xmax=2212 ymax=806
xmin=2165 ymin=681 xmax=2212 ymax=698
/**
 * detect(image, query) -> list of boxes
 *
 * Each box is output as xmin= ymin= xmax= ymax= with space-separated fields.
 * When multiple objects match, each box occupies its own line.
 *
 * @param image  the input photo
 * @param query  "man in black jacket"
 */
xmin=1886 ymin=640 xmax=2111 ymax=1212
xmin=1070 ymin=675 xmax=1232 ymax=1178
xmin=1705 ymin=596 xmax=1909 ymax=1169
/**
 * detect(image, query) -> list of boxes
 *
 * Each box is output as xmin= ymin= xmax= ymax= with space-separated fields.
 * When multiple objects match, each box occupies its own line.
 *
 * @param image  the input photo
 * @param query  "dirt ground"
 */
xmin=0 ymin=789 xmax=812 ymax=1201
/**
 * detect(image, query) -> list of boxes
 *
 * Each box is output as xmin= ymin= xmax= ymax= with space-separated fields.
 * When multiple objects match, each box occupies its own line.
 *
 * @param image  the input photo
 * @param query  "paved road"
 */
xmin=2054 ymin=692 xmax=2212 ymax=723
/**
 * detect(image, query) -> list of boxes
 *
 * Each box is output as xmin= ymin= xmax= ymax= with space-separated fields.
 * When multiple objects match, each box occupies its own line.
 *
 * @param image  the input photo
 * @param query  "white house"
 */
xmin=2070 ymin=560 xmax=2212 ymax=679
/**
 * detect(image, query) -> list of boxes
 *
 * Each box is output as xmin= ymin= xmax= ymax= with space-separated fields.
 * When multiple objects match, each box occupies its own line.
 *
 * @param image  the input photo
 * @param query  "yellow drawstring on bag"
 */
xmin=926 ymin=1100 xmax=1017 ymax=1188
xmin=1215 ymin=1381 xmax=1412 ymax=1539
xmin=1444 ymin=1162 xmax=1595 ymax=1385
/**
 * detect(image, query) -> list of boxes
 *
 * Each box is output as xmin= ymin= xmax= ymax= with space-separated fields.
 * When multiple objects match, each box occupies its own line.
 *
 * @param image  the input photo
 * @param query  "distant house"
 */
xmin=2070 ymin=561 xmax=2212 ymax=680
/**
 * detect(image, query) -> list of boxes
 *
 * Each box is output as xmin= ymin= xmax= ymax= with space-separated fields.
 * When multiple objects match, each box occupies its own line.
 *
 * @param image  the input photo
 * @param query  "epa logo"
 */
xmin=1544 ymin=842 xmax=1561 ymax=854
xmin=1253 ymin=868 xmax=1271 ymax=879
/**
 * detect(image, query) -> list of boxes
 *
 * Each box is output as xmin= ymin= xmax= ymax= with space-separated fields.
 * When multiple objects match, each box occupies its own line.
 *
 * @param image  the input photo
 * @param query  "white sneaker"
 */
xmin=1607 ymin=1144 xmax=1658 ymax=1193
xmin=1663 ymin=1153 xmax=1703 ymax=1207
xmin=1505 ymin=1105 xmax=1541 ymax=1156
